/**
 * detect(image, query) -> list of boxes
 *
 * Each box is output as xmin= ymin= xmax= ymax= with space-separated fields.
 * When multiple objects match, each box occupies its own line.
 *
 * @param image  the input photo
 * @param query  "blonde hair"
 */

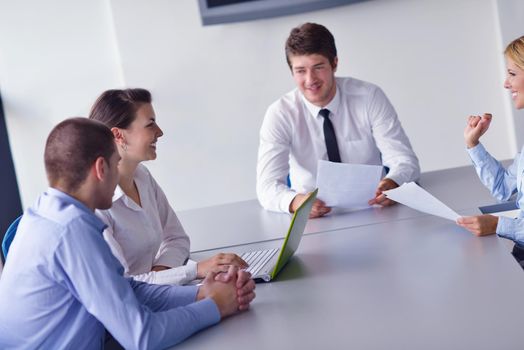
xmin=505 ymin=36 xmax=524 ymax=70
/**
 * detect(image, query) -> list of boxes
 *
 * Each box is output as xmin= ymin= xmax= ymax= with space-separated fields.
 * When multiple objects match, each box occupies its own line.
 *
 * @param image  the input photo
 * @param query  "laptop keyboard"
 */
xmin=241 ymin=248 xmax=279 ymax=277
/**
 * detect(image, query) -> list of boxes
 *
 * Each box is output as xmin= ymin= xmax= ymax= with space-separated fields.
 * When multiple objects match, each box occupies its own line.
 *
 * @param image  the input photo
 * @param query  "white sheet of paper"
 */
xmin=383 ymin=182 xmax=460 ymax=221
xmin=316 ymin=160 xmax=383 ymax=209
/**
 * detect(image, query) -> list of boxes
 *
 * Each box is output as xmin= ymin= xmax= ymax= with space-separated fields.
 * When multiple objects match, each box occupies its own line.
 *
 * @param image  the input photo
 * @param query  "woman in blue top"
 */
xmin=458 ymin=36 xmax=524 ymax=263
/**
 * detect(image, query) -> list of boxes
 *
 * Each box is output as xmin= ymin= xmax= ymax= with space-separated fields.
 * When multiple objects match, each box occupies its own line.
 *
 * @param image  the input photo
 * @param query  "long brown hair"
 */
xmin=89 ymin=88 xmax=152 ymax=129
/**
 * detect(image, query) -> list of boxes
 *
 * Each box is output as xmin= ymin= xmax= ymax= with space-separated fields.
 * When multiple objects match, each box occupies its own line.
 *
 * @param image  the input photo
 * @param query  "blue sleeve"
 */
xmin=129 ymin=278 xmax=199 ymax=311
xmin=52 ymin=218 xmax=220 ymax=350
xmin=497 ymin=216 xmax=524 ymax=245
xmin=467 ymin=143 xmax=518 ymax=201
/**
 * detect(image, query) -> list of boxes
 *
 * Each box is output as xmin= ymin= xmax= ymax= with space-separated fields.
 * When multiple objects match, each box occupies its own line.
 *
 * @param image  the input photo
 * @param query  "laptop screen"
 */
xmin=270 ymin=189 xmax=317 ymax=278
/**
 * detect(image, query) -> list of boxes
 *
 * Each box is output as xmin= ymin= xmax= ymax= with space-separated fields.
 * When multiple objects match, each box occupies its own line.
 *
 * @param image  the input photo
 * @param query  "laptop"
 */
xmin=241 ymin=189 xmax=317 ymax=282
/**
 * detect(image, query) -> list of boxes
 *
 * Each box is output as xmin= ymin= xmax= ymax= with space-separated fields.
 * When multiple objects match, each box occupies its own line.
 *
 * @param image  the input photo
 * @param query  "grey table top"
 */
xmin=180 ymin=214 xmax=524 ymax=350
xmin=179 ymin=163 xmax=506 ymax=252
xmin=170 ymin=163 xmax=524 ymax=349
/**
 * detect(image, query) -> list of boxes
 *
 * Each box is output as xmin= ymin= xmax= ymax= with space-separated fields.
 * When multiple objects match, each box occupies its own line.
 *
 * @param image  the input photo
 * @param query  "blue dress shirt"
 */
xmin=468 ymin=143 xmax=524 ymax=244
xmin=0 ymin=188 xmax=220 ymax=349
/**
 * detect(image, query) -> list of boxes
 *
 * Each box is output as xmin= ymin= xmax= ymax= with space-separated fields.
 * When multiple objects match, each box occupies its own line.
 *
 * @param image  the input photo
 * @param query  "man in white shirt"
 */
xmin=256 ymin=22 xmax=420 ymax=217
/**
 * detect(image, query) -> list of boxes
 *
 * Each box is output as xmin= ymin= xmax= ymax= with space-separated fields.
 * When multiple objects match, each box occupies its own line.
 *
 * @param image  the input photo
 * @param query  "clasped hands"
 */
xmin=196 ymin=253 xmax=254 ymax=318
xmin=197 ymin=265 xmax=256 ymax=318
xmin=156 ymin=255 xmax=255 ymax=318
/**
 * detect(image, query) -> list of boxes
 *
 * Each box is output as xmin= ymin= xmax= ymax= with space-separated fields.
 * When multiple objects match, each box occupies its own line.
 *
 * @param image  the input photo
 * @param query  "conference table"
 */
xmin=179 ymin=162 xmax=506 ymax=252
xmin=175 ymin=163 xmax=524 ymax=350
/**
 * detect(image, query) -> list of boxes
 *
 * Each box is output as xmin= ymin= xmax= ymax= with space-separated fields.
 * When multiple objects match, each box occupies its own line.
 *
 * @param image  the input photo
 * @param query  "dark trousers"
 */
xmin=105 ymin=331 xmax=124 ymax=350
xmin=512 ymin=243 xmax=524 ymax=269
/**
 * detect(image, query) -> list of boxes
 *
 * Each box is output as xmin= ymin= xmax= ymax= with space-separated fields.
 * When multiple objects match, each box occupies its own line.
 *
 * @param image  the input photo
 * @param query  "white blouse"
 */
xmin=96 ymin=164 xmax=197 ymax=285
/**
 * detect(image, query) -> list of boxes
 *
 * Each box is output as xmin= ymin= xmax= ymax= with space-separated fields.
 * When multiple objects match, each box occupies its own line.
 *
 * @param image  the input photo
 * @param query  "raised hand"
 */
xmin=464 ymin=113 xmax=492 ymax=148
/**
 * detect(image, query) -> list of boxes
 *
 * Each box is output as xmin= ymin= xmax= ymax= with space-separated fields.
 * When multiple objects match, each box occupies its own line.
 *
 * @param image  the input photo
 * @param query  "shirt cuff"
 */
xmin=496 ymin=216 xmax=518 ymax=242
xmin=384 ymin=173 xmax=405 ymax=187
xmin=186 ymin=297 xmax=221 ymax=328
xmin=185 ymin=259 xmax=198 ymax=280
xmin=166 ymin=285 xmax=221 ymax=324
xmin=151 ymin=264 xmax=197 ymax=285
xmin=279 ymin=190 xmax=298 ymax=213
xmin=467 ymin=143 xmax=488 ymax=166
xmin=170 ymin=284 xmax=201 ymax=306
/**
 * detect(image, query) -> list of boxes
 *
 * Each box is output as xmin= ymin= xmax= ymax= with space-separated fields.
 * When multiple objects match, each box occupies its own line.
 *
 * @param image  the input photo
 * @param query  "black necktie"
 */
xmin=319 ymin=108 xmax=341 ymax=162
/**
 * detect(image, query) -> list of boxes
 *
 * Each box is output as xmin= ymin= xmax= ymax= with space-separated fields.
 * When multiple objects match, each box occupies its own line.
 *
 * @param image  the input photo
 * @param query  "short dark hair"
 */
xmin=89 ymin=88 xmax=152 ymax=129
xmin=285 ymin=22 xmax=337 ymax=69
xmin=44 ymin=118 xmax=115 ymax=192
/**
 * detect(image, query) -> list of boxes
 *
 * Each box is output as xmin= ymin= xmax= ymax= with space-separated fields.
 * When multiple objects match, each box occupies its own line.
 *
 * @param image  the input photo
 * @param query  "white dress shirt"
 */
xmin=96 ymin=164 xmax=197 ymax=285
xmin=257 ymin=77 xmax=420 ymax=213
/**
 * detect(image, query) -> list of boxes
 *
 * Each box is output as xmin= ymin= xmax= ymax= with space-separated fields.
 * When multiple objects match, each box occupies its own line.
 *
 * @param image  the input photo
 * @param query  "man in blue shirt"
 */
xmin=0 ymin=118 xmax=255 ymax=349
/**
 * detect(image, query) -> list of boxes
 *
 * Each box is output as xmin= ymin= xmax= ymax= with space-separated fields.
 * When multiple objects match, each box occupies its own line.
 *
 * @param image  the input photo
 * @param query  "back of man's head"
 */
xmin=44 ymin=117 xmax=115 ymax=192
xmin=285 ymin=22 xmax=337 ymax=69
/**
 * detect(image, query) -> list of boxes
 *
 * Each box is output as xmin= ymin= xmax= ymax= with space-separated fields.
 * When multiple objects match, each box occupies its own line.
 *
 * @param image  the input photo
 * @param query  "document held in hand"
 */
xmin=316 ymin=160 xmax=383 ymax=210
xmin=383 ymin=182 xmax=460 ymax=221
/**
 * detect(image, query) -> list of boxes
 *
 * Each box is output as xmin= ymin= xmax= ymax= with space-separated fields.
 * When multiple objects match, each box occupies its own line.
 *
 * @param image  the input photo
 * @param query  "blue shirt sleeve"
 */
xmin=496 ymin=216 xmax=524 ymax=245
xmin=467 ymin=143 xmax=524 ymax=244
xmin=467 ymin=143 xmax=518 ymax=201
xmin=51 ymin=217 xmax=220 ymax=350
xmin=130 ymin=278 xmax=201 ymax=310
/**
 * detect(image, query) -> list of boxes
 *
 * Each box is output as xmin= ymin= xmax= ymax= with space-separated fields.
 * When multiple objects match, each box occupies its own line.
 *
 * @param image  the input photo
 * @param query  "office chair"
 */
xmin=2 ymin=215 xmax=22 ymax=260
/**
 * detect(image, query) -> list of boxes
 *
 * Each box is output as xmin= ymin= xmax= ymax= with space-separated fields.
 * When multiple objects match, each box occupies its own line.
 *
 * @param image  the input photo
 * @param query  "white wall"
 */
xmin=0 ymin=0 xmax=123 ymax=208
xmin=0 ymin=0 xmax=517 ymax=211
xmin=110 ymin=0 xmax=511 ymax=210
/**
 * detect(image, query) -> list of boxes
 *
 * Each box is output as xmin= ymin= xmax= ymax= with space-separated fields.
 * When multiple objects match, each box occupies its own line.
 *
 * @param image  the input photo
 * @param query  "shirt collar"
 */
xmin=113 ymin=185 xmax=125 ymax=202
xmin=47 ymin=187 xmax=93 ymax=214
xmin=111 ymin=174 xmax=142 ymax=211
xmin=300 ymin=80 xmax=341 ymax=120
xmin=46 ymin=187 xmax=106 ymax=231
